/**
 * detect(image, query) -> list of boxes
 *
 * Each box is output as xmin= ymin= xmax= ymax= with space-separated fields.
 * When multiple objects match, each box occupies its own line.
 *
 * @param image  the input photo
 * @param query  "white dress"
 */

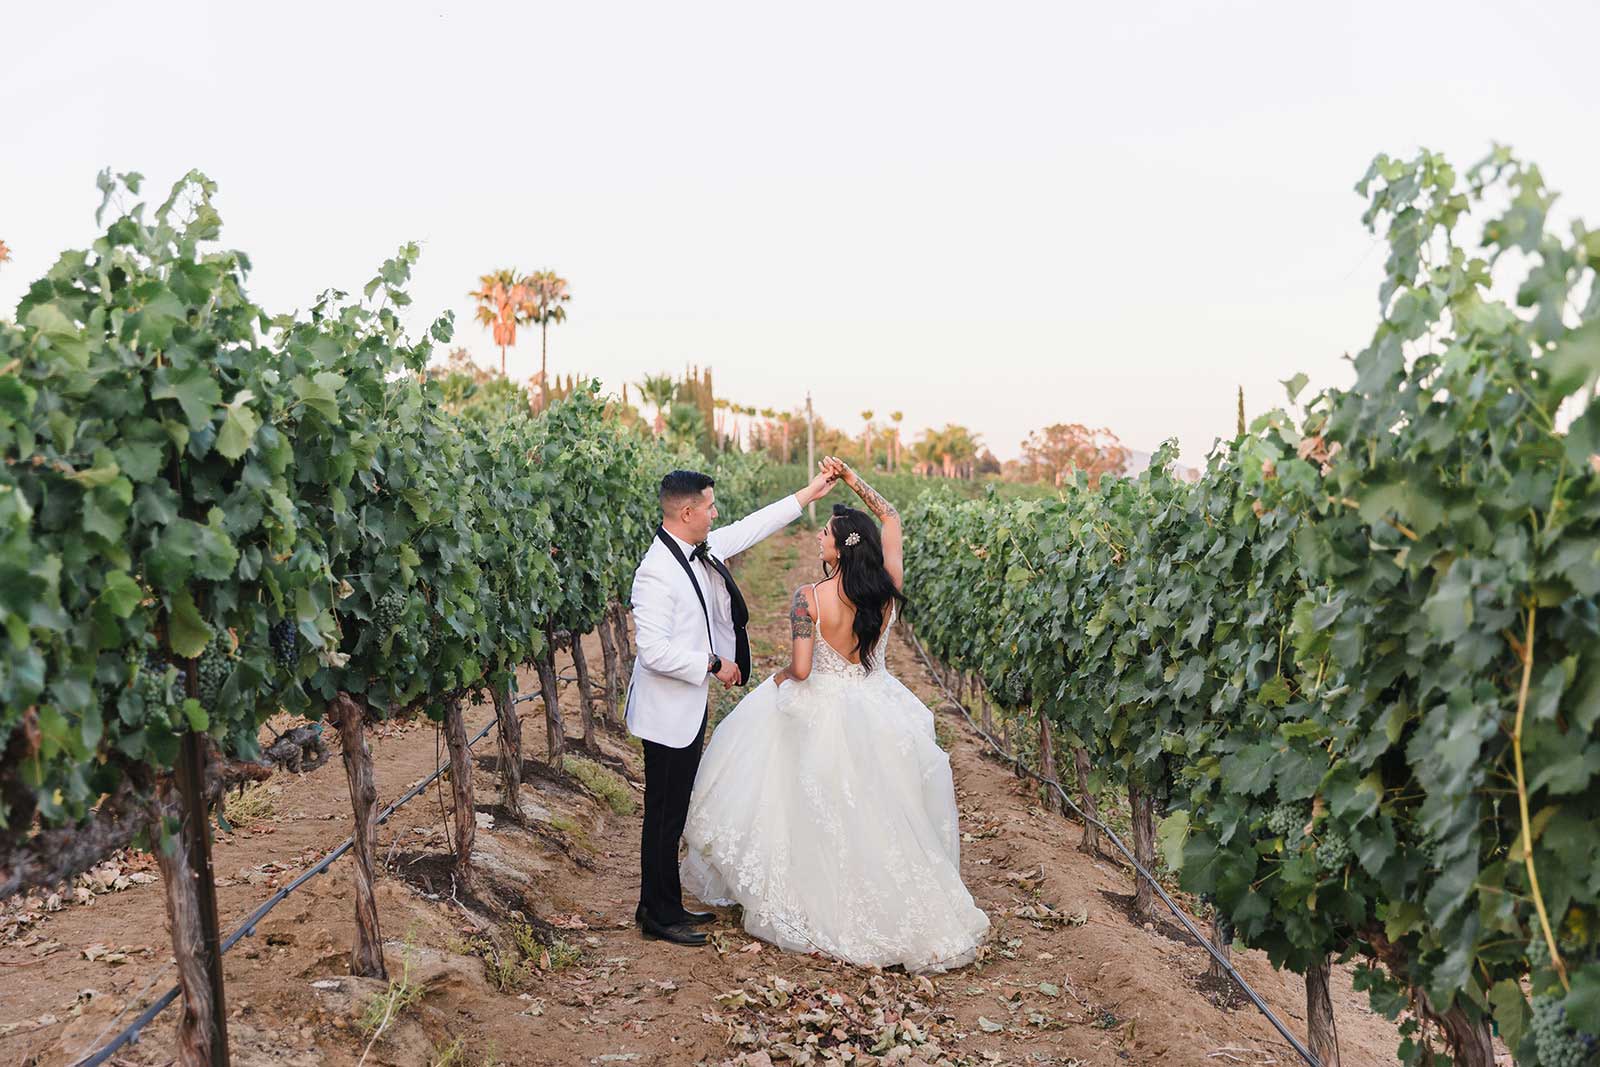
xmin=681 ymin=597 xmax=990 ymax=973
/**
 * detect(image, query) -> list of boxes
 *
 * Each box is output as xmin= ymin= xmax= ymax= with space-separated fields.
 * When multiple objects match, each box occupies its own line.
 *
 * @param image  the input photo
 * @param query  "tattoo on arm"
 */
xmin=851 ymin=476 xmax=898 ymax=522
xmin=790 ymin=587 xmax=815 ymax=639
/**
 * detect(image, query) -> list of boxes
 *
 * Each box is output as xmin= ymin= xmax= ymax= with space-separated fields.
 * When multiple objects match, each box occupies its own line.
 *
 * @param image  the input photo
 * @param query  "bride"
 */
xmin=681 ymin=457 xmax=990 ymax=972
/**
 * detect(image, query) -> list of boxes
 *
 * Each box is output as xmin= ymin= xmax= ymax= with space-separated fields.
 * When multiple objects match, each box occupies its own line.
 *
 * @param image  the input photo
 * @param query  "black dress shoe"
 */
xmin=638 ymin=903 xmax=716 ymax=926
xmin=639 ymin=913 xmax=708 ymax=946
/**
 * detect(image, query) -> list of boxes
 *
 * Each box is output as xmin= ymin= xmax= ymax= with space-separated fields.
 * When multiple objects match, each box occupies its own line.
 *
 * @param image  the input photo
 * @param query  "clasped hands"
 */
xmin=712 ymin=657 xmax=741 ymax=689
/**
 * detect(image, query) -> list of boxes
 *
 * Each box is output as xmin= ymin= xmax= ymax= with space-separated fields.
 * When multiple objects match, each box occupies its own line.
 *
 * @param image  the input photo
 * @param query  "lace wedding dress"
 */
xmin=681 ymin=600 xmax=989 ymax=972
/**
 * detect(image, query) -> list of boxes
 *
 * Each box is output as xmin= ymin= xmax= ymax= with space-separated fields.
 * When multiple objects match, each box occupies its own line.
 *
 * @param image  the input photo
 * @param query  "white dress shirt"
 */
xmin=663 ymin=528 xmax=720 ymax=665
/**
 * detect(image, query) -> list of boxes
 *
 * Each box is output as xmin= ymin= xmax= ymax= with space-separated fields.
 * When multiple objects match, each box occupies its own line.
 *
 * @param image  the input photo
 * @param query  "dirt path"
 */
xmin=2 ymin=529 xmax=1403 ymax=1067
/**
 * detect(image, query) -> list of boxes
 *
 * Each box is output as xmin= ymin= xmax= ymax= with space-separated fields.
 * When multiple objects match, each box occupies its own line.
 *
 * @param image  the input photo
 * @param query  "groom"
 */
xmin=627 ymin=467 xmax=837 ymax=945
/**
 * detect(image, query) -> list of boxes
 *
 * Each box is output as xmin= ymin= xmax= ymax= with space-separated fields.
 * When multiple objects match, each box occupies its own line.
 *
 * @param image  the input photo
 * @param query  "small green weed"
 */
xmin=357 ymin=946 xmax=424 ymax=1041
xmin=562 ymin=756 xmax=636 ymax=816
xmin=430 ymin=1037 xmax=465 ymax=1067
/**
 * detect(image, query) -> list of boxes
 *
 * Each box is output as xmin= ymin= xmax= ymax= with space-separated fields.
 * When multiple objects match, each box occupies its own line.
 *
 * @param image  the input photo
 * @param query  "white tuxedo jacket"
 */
xmin=625 ymin=493 xmax=803 ymax=748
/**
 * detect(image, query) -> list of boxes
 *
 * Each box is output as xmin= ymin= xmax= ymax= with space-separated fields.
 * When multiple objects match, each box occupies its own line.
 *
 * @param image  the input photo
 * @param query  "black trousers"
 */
xmin=638 ymin=709 xmax=708 ymax=925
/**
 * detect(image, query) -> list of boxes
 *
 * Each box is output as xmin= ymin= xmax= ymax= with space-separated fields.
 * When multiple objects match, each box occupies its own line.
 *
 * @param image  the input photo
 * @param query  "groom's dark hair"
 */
xmin=660 ymin=469 xmax=715 ymax=510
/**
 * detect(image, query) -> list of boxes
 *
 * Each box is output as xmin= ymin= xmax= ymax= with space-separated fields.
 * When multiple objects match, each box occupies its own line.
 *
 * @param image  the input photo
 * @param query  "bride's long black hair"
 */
xmin=823 ymin=504 xmax=907 ymax=672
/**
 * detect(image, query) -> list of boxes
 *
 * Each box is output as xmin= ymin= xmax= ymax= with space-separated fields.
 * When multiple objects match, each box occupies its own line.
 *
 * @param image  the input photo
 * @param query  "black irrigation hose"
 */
xmin=74 ymin=716 xmax=500 ymax=1067
xmin=77 ymin=633 xmax=1315 ymax=1064
xmin=904 ymin=627 xmax=1321 ymax=1067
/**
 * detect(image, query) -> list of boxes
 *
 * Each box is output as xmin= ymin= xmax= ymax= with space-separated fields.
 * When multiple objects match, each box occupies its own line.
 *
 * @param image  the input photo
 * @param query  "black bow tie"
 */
xmin=691 ymin=542 xmax=711 ymax=561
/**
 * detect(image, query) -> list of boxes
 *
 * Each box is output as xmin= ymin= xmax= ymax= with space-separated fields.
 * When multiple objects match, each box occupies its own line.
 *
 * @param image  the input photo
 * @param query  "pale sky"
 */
xmin=3 ymin=1 xmax=1595 ymax=464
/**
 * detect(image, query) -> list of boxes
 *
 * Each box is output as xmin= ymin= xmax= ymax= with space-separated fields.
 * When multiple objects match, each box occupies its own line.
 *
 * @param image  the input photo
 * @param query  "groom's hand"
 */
xmin=714 ymin=659 xmax=741 ymax=688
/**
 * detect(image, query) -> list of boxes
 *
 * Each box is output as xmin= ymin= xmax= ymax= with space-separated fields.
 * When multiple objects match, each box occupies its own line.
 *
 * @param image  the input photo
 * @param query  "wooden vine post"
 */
xmin=492 ymin=678 xmax=524 ymax=821
xmin=1035 ymin=712 xmax=1064 ymax=815
xmin=610 ymin=602 xmax=634 ymax=677
xmin=331 ymin=693 xmax=386 ymax=979
xmin=596 ymin=614 xmax=623 ymax=722
xmin=441 ymin=696 xmax=477 ymax=885
xmin=167 ymin=726 xmax=231 ymax=1066
xmin=1128 ymin=779 xmax=1157 ymax=922
xmin=1073 ymin=747 xmax=1102 ymax=856
xmin=538 ymin=624 xmax=566 ymax=764
xmin=1206 ymin=907 xmax=1233 ymax=980
xmin=1304 ymin=954 xmax=1341 ymax=1067
xmin=572 ymin=632 xmax=599 ymax=751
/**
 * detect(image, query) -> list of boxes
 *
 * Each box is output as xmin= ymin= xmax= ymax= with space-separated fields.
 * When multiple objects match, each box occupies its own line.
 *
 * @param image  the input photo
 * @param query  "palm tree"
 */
xmin=525 ymin=270 xmax=571 ymax=407
xmin=889 ymin=411 xmax=904 ymax=471
xmin=915 ymin=424 xmax=981 ymax=479
xmin=942 ymin=424 xmax=982 ymax=478
xmin=860 ymin=410 xmax=875 ymax=469
xmin=664 ymin=403 xmax=708 ymax=453
xmin=637 ymin=375 xmax=676 ymax=435
xmin=469 ymin=269 xmax=533 ymax=376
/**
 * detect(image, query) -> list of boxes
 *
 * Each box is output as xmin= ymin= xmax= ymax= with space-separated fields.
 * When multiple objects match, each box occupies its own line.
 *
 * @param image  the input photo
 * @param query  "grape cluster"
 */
xmin=995 ymin=669 xmax=1030 ymax=708
xmin=1265 ymin=802 xmax=1311 ymax=843
xmin=1418 ymin=833 xmax=1444 ymax=867
xmin=196 ymin=645 xmax=230 ymax=709
xmin=1528 ymin=934 xmax=1599 ymax=978
xmin=269 ymin=620 xmax=299 ymax=669
xmin=1530 ymin=934 xmax=1552 ymax=971
xmin=134 ymin=656 xmax=184 ymax=708
xmin=1315 ymin=829 xmax=1353 ymax=872
xmin=1530 ymin=995 xmax=1599 ymax=1067
xmin=374 ymin=590 xmax=407 ymax=632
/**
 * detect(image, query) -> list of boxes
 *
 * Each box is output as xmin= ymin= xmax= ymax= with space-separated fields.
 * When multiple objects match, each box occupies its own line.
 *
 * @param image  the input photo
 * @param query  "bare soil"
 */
xmin=1 ymin=529 xmax=1405 ymax=1067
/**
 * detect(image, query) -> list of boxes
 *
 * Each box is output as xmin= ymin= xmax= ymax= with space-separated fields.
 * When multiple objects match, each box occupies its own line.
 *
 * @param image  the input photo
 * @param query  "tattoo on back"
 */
xmin=790 ymin=587 xmax=815 ymax=639
xmin=853 ymin=476 xmax=898 ymax=522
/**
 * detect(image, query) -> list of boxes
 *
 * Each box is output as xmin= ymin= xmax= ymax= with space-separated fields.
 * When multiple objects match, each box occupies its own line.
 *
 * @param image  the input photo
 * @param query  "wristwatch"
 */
xmin=708 ymin=654 xmax=722 ymax=675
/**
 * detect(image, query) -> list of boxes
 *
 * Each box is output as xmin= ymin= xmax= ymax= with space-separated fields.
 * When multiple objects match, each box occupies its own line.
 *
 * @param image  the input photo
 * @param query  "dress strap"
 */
xmin=810 ymin=584 xmax=823 ymax=628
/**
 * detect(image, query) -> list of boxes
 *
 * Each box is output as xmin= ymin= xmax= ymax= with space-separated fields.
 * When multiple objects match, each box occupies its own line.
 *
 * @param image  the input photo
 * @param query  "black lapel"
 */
xmin=655 ymin=526 xmax=714 ymax=648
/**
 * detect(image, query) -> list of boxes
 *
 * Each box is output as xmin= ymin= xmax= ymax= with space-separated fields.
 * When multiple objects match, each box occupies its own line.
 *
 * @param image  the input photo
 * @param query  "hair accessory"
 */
xmin=844 ymin=531 xmax=861 ymax=547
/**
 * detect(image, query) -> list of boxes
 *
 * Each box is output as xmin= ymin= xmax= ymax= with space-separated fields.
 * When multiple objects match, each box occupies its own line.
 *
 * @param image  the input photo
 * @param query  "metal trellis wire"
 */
xmin=72 ymin=713 xmax=501 ymax=1067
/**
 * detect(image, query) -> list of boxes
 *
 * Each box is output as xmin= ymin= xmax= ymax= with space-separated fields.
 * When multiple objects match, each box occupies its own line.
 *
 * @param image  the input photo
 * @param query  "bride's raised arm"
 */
xmin=825 ymin=457 xmax=902 ymax=589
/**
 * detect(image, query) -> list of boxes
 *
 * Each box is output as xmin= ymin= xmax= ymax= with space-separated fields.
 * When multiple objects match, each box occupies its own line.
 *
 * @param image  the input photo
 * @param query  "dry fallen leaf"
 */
xmin=82 ymin=943 xmax=133 ymax=964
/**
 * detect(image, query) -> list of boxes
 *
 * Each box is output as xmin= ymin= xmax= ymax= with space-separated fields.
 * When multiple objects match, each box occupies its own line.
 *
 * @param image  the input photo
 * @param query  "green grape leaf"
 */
xmin=168 ymin=587 xmax=212 ymax=658
xmin=215 ymin=391 xmax=262 ymax=460
xmin=152 ymin=364 xmax=223 ymax=429
xmin=97 ymin=572 xmax=144 ymax=618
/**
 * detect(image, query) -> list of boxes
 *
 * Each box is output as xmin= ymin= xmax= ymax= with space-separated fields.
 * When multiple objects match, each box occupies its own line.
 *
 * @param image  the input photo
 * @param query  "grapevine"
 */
xmin=903 ymin=146 xmax=1600 ymax=1066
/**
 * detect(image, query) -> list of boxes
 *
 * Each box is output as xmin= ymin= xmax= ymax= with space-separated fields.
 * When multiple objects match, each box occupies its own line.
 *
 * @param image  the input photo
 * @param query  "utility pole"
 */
xmin=806 ymin=392 xmax=817 ymax=524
